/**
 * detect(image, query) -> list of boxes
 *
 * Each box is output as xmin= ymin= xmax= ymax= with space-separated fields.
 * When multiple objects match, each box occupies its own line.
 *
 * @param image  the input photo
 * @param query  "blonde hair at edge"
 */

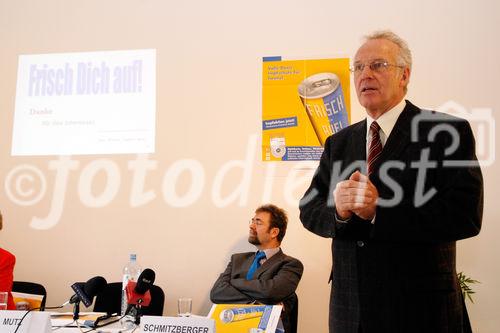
xmin=0 ymin=211 xmax=3 ymax=230
xmin=364 ymin=30 xmax=412 ymax=93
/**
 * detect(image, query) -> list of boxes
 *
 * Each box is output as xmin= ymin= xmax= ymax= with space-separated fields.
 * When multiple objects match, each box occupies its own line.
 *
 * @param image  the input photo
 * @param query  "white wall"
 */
xmin=0 ymin=0 xmax=498 ymax=332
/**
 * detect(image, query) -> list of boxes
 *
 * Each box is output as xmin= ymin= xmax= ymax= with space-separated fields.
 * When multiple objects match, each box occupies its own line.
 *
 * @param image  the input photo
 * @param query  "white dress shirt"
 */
xmin=366 ymin=98 xmax=407 ymax=153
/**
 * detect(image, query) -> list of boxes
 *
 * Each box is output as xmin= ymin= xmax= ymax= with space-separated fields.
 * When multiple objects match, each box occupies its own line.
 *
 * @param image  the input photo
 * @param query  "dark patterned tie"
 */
xmin=246 ymin=251 xmax=266 ymax=280
xmin=367 ymin=121 xmax=382 ymax=175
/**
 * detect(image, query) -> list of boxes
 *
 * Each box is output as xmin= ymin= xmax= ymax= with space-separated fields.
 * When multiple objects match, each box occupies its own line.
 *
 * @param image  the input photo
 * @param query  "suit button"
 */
xmin=357 ymin=241 xmax=365 ymax=247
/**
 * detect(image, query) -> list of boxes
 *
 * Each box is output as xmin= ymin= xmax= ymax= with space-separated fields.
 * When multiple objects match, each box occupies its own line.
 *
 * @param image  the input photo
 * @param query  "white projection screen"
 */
xmin=12 ymin=49 xmax=156 ymax=155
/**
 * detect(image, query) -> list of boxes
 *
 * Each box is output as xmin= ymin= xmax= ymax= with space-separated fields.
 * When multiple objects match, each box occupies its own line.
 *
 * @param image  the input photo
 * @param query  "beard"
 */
xmin=248 ymin=234 xmax=261 ymax=245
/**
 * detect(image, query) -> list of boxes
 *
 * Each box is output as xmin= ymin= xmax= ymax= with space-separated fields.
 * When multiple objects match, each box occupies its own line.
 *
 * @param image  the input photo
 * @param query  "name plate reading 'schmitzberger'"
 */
xmin=0 ymin=310 xmax=51 ymax=333
xmin=140 ymin=316 xmax=215 ymax=333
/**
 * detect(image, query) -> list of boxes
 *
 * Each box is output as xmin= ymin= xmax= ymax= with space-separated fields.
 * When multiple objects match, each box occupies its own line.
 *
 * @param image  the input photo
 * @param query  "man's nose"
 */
xmin=358 ymin=64 xmax=375 ymax=78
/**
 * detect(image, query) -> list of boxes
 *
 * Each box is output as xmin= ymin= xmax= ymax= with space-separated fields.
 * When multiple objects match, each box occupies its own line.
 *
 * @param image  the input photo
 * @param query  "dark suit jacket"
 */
xmin=0 ymin=248 xmax=16 ymax=310
xmin=210 ymin=249 xmax=303 ymax=333
xmin=299 ymin=101 xmax=483 ymax=333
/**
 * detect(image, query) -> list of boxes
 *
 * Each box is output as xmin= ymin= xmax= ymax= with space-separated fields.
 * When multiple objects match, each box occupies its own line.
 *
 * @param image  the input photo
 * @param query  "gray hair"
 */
xmin=365 ymin=30 xmax=412 ymax=72
xmin=364 ymin=30 xmax=412 ymax=93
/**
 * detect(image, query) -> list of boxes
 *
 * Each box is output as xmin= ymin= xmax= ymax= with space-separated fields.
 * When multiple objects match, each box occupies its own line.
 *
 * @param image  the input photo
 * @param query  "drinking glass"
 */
xmin=177 ymin=298 xmax=192 ymax=317
xmin=0 ymin=292 xmax=8 ymax=310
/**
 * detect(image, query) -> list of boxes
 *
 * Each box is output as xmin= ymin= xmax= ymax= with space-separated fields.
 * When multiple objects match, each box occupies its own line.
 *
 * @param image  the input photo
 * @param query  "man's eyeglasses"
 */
xmin=249 ymin=219 xmax=264 ymax=226
xmin=349 ymin=60 xmax=404 ymax=74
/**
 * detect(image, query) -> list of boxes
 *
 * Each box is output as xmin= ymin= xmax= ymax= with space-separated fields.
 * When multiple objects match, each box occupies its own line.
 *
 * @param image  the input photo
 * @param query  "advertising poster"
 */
xmin=262 ymin=57 xmax=351 ymax=161
xmin=208 ymin=304 xmax=283 ymax=333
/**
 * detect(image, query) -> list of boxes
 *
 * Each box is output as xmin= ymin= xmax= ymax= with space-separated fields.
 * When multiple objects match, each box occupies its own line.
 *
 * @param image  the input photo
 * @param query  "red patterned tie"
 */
xmin=367 ymin=121 xmax=382 ymax=175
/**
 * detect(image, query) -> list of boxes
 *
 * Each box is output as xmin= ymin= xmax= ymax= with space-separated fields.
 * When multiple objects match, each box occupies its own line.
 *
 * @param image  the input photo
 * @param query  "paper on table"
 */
xmin=50 ymin=311 xmax=107 ymax=327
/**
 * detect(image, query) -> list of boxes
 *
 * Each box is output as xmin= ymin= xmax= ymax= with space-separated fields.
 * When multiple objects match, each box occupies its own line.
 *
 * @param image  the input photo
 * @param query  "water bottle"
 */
xmin=121 ymin=253 xmax=142 ymax=316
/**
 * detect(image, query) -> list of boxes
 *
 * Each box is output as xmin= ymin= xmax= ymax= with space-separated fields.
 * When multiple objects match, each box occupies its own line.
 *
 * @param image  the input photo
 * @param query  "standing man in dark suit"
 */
xmin=210 ymin=204 xmax=303 ymax=333
xmin=299 ymin=30 xmax=483 ymax=333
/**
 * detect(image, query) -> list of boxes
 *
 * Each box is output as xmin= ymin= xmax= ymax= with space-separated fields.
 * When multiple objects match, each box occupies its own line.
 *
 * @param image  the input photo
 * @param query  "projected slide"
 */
xmin=12 ymin=49 xmax=156 ymax=156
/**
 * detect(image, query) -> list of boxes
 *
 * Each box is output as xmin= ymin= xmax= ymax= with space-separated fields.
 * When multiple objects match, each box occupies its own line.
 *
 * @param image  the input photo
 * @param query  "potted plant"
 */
xmin=458 ymin=272 xmax=480 ymax=303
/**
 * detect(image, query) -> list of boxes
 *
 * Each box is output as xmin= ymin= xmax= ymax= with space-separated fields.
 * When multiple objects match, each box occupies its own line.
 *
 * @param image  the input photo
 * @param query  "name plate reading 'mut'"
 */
xmin=0 ymin=311 xmax=51 ymax=333
xmin=141 ymin=316 xmax=215 ymax=333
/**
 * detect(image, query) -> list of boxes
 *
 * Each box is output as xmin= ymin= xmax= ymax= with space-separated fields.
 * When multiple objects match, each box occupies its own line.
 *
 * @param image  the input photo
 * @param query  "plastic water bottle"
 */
xmin=121 ymin=253 xmax=142 ymax=316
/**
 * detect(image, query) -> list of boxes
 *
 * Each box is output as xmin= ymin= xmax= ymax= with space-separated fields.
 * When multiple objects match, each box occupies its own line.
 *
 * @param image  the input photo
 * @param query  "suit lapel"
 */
xmin=238 ymin=253 xmax=257 ymax=277
xmin=370 ymin=101 xmax=418 ymax=173
xmin=349 ymin=121 xmax=367 ymax=165
xmin=254 ymin=249 xmax=285 ymax=278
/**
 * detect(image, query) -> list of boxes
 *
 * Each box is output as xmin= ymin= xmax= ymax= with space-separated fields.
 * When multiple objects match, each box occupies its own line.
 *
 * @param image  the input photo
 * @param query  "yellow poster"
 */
xmin=262 ymin=57 xmax=351 ymax=161
xmin=208 ymin=304 xmax=283 ymax=333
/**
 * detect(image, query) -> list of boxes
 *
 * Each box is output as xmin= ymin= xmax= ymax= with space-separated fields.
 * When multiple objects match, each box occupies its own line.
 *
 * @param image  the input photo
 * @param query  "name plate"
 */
xmin=0 ymin=311 xmax=51 ymax=333
xmin=140 ymin=316 xmax=215 ymax=333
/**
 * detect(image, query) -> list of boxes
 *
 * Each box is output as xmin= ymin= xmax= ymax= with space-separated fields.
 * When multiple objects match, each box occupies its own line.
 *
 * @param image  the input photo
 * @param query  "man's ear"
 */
xmin=401 ymin=67 xmax=410 ymax=86
xmin=270 ymin=227 xmax=280 ymax=239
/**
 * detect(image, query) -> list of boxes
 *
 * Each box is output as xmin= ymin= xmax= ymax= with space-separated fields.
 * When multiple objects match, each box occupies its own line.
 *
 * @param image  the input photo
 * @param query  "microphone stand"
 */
xmin=134 ymin=304 xmax=143 ymax=325
xmin=124 ymin=299 xmax=145 ymax=325
xmin=120 ymin=304 xmax=137 ymax=329
xmin=73 ymin=301 xmax=81 ymax=321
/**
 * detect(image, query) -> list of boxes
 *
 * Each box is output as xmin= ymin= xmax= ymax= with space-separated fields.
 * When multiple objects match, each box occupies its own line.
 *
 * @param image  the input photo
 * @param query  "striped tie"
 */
xmin=367 ymin=121 xmax=382 ymax=175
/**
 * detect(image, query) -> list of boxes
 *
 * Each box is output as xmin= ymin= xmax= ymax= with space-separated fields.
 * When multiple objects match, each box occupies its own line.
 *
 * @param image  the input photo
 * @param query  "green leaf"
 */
xmin=458 ymin=272 xmax=480 ymax=304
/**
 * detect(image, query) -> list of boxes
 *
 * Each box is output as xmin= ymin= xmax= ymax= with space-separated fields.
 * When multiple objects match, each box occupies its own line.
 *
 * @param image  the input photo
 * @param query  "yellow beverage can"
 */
xmin=298 ymin=72 xmax=348 ymax=146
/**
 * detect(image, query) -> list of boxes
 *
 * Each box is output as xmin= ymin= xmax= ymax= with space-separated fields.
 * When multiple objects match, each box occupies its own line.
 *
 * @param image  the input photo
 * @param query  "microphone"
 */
xmin=66 ymin=276 xmax=107 ymax=307
xmin=126 ymin=268 xmax=155 ymax=307
xmin=16 ymin=276 xmax=107 ymax=331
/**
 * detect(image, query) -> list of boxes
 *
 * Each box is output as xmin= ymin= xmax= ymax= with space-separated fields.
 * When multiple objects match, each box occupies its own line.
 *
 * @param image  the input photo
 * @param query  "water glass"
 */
xmin=177 ymin=298 xmax=192 ymax=317
xmin=0 ymin=292 xmax=8 ymax=310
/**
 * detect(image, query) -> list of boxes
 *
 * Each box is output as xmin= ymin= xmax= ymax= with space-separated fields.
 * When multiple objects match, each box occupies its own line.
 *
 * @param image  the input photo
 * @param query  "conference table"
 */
xmin=1 ymin=311 xmax=202 ymax=332
xmin=51 ymin=312 xmax=215 ymax=332
xmin=3 ymin=305 xmax=280 ymax=332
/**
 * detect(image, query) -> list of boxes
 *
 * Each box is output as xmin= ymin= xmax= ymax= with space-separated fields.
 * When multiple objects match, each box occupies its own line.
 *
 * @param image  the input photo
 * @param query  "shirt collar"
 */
xmin=366 ymin=99 xmax=407 ymax=143
xmin=260 ymin=247 xmax=280 ymax=260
